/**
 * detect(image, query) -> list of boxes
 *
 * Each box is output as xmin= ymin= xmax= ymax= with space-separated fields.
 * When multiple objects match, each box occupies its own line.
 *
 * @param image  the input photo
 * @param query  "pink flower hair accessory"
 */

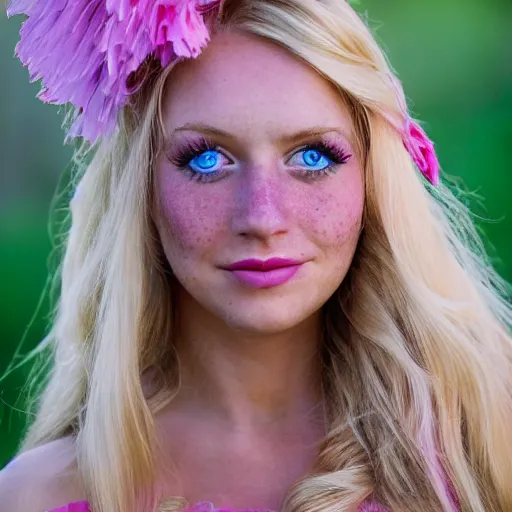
xmin=6 ymin=0 xmax=221 ymax=144
xmin=402 ymin=118 xmax=440 ymax=187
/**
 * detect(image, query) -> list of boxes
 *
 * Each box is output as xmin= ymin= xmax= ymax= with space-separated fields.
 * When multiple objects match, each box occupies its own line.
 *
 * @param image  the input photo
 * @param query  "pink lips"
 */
xmin=223 ymin=258 xmax=303 ymax=289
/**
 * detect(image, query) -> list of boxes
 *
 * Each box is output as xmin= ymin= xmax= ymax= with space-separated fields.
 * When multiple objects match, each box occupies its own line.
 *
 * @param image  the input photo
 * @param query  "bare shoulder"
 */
xmin=0 ymin=436 xmax=86 ymax=512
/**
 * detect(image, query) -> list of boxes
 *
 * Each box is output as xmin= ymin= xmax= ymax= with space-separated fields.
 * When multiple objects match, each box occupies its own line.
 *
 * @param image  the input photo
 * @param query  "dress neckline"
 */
xmin=46 ymin=500 xmax=277 ymax=512
xmin=47 ymin=498 xmax=388 ymax=512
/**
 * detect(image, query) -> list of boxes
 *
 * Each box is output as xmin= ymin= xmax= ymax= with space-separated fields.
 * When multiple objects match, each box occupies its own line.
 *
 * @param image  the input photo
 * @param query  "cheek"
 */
xmin=155 ymin=169 xmax=228 ymax=256
xmin=297 ymin=173 xmax=364 ymax=252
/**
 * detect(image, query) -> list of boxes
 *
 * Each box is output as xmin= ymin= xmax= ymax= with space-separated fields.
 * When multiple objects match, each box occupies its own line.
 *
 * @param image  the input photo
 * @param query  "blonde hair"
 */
xmin=15 ymin=1 xmax=512 ymax=511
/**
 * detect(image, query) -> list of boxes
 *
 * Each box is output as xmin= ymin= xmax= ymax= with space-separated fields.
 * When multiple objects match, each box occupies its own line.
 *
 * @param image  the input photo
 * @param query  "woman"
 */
xmin=2 ymin=0 xmax=511 ymax=511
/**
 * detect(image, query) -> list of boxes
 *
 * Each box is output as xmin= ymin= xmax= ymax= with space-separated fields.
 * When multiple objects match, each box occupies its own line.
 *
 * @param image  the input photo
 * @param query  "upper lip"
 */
xmin=224 ymin=258 xmax=303 ymax=271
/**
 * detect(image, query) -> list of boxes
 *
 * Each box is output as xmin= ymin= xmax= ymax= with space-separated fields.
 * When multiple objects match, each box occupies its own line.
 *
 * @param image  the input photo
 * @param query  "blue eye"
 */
xmin=290 ymin=148 xmax=333 ymax=172
xmin=189 ymin=150 xmax=224 ymax=174
xmin=169 ymin=138 xmax=233 ymax=183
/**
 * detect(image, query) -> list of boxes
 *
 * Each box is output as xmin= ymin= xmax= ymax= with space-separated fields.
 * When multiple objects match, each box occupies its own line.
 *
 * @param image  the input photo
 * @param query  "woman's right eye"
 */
xmin=168 ymin=138 xmax=234 ymax=183
xmin=188 ymin=149 xmax=229 ymax=175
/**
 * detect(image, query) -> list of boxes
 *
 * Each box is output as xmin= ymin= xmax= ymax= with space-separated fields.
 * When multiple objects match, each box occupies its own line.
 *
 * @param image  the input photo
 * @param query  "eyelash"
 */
xmin=299 ymin=142 xmax=352 ymax=179
xmin=167 ymin=137 xmax=352 ymax=183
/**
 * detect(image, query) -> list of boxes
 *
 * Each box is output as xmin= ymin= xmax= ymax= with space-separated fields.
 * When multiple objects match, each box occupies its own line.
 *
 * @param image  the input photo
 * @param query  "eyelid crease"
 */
xmin=170 ymin=123 xmax=355 ymax=149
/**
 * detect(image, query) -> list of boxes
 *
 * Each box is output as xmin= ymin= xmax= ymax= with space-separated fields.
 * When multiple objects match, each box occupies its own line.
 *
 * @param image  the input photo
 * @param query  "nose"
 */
xmin=230 ymin=165 xmax=289 ymax=242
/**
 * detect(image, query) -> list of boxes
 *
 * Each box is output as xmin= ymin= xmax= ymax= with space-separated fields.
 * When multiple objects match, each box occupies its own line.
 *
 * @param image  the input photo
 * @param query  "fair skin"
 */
xmin=151 ymin=32 xmax=364 ymax=509
xmin=0 ymin=31 xmax=364 ymax=511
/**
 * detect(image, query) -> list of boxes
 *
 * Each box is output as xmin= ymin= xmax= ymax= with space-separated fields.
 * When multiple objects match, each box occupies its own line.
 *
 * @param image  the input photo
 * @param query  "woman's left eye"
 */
xmin=287 ymin=143 xmax=351 ymax=176
xmin=289 ymin=148 xmax=333 ymax=171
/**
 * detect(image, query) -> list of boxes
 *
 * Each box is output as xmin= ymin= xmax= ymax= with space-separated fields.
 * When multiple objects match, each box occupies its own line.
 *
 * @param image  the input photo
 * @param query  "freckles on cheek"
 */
xmin=157 ymin=176 xmax=227 ymax=251
xmin=298 ymin=185 xmax=364 ymax=246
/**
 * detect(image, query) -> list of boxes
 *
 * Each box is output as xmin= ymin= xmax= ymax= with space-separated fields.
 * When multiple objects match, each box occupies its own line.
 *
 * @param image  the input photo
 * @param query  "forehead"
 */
xmin=161 ymin=31 xmax=355 ymax=143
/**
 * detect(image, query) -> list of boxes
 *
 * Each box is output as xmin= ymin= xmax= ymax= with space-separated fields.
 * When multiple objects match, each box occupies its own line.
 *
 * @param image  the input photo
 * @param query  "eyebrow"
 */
xmin=171 ymin=123 xmax=354 ymax=146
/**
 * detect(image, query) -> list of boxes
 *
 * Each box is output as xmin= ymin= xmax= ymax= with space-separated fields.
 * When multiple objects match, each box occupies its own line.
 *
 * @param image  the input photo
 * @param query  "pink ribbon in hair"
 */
xmin=402 ymin=118 xmax=440 ymax=186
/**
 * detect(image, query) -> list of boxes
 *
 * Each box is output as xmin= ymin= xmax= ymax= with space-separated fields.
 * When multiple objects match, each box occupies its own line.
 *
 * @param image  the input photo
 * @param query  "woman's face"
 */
xmin=154 ymin=32 xmax=364 ymax=334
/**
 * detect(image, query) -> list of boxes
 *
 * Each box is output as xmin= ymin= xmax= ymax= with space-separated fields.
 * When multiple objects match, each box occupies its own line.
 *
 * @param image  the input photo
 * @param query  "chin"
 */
xmin=211 ymin=294 xmax=324 ymax=336
xmin=220 ymin=314 xmax=310 ymax=336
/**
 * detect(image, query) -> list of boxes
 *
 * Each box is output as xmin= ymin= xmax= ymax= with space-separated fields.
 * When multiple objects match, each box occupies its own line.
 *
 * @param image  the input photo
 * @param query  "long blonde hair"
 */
xmin=16 ymin=1 xmax=512 ymax=511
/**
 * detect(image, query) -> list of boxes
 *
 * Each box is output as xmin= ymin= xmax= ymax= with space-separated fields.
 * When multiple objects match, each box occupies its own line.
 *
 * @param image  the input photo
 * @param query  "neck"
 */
xmin=172 ymin=288 xmax=325 ymax=434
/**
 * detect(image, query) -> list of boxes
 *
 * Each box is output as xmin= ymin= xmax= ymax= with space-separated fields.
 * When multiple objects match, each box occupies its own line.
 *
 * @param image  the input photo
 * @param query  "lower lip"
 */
xmin=228 ymin=264 xmax=302 ymax=289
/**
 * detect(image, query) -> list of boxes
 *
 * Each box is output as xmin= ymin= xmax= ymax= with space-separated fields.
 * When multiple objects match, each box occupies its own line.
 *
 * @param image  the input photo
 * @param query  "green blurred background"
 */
xmin=1 ymin=1 xmax=511 ymax=467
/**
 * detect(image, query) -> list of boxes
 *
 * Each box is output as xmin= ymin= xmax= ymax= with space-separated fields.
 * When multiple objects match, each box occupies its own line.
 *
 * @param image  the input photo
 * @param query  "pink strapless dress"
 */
xmin=46 ymin=500 xmax=387 ymax=511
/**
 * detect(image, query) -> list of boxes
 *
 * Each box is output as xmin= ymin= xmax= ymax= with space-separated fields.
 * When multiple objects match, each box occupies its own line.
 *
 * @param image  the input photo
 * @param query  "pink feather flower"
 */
xmin=6 ymin=0 xmax=220 ymax=143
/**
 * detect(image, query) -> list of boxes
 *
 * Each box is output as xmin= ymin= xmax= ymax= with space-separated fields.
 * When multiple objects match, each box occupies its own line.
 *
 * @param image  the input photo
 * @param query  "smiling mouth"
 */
xmin=224 ymin=257 xmax=303 ymax=271
xmin=223 ymin=258 xmax=304 ymax=289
